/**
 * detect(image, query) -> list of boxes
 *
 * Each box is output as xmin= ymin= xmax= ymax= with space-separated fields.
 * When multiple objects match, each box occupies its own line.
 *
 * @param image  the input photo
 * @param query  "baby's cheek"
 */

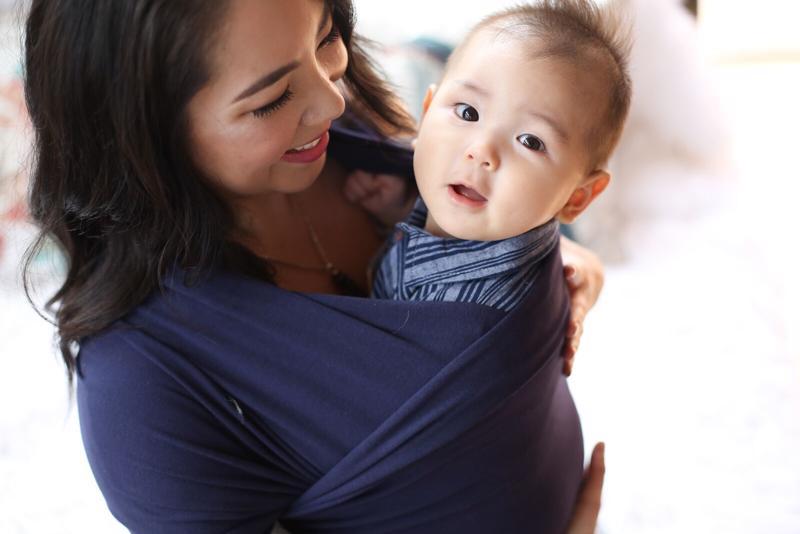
xmin=413 ymin=136 xmax=438 ymax=180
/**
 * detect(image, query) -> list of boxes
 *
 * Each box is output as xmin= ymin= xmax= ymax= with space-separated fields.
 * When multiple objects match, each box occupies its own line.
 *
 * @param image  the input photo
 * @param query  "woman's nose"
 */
xmin=465 ymin=140 xmax=500 ymax=171
xmin=301 ymin=68 xmax=346 ymax=127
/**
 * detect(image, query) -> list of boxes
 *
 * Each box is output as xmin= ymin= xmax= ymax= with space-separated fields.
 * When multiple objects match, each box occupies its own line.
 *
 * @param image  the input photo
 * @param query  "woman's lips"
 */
xmin=280 ymin=131 xmax=330 ymax=164
xmin=448 ymin=184 xmax=487 ymax=207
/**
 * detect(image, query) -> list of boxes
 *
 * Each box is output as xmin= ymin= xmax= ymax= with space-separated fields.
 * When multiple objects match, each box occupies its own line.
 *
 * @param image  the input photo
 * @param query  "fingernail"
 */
xmin=564 ymin=265 xmax=576 ymax=278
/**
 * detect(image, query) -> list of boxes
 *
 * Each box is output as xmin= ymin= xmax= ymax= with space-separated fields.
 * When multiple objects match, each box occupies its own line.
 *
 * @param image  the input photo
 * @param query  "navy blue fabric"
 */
xmin=77 ymin=245 xmax=582 ymax=533
xmin=328 ymin=118 xmax=415 ymax=179
xmin=76 ymin=119 xmax=583 ymax=533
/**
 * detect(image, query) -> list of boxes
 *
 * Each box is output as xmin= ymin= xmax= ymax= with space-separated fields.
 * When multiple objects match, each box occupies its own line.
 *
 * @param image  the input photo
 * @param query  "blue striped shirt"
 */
xmin=372 ymin=200 xmax=561 ymax=312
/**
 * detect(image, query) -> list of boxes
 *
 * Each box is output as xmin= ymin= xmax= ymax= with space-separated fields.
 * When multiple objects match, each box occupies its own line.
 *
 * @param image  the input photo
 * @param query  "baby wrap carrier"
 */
xmin=76 ymin=120 xmax=583 ymax=533
xmin=78 ymin=246 xmax=583 ymax=533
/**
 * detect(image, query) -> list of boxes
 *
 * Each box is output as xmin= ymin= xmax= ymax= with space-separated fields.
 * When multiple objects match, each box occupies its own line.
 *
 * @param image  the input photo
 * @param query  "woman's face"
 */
xmin=188 ymin=0 xmax=347 ymax=198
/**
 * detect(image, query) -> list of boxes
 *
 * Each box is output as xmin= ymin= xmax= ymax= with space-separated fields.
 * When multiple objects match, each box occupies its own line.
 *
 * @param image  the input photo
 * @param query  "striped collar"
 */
xmin=395 ymin=200 xmax=560 ymax=288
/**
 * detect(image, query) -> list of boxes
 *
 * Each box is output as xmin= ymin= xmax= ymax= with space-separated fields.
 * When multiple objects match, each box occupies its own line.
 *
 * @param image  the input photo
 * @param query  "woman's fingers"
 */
xmin=562 ymin=327 xmax=580 ymax=376
xmin=563 ymin=300 xmax=586 ymax=374
xmin=563 ymin=350 xmax=575 ymax=376
xmin=565 ymin=263 xmax=583 ymax=289
xmin=559 ymin=236 xmax=604 ymax=375
xmin=565 ymin=442 xmax=605 ymax=534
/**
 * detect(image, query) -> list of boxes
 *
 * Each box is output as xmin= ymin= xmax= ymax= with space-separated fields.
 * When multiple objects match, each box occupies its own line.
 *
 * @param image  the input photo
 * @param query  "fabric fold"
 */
xmin=83 ymin=243 xmax=581 ymax=533
xmin=280 ymin=245 xmax=582 ymax=533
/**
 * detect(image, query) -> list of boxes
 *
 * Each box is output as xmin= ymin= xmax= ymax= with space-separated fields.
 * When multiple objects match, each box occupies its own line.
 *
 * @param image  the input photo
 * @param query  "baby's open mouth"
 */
xmin=450 ymin=184 xmax=487 ymax=202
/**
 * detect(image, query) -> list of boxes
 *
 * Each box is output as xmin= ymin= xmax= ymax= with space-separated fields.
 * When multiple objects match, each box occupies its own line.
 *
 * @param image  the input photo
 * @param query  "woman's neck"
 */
xmin=221 ymin=159 xmax=383 ymax=294
xmin=228 ymin=165 xmax=336 ymax=259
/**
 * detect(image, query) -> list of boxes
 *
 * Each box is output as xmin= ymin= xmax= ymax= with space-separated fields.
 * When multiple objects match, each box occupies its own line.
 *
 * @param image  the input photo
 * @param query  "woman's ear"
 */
xmin=421 ymin=84 xmax=437 ymax=116
xmin=557 ymin=170 xmax=611 ymax=224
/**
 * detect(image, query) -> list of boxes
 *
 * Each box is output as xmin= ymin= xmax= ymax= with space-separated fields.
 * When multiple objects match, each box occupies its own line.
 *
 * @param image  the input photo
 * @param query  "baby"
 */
xmin=350 ymin=0 xmax=631 ymax=311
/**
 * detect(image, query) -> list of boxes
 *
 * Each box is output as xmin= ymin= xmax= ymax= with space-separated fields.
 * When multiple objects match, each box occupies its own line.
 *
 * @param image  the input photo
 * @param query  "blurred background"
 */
xmin=1 ymin=0 xmax=798 ymax=532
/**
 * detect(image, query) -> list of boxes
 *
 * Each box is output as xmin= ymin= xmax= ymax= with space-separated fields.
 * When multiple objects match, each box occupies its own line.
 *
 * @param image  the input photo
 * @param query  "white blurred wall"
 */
xmin=701 ymin=0 xmax=800 ymax=60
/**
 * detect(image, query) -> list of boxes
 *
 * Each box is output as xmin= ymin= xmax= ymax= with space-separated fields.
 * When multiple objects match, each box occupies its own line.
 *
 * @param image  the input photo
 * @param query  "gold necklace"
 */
xmin=264 ymin=197 xmax=366 ymax=297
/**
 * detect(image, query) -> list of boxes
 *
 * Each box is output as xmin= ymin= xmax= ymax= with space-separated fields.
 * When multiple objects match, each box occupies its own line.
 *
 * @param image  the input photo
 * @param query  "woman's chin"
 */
xmin=272 ymin=155 xmax=327 ymax=193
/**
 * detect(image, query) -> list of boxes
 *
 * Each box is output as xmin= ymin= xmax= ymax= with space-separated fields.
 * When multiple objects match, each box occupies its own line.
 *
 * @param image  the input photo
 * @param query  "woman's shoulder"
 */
xmin=76 ymin=267 xmax=276 ymax=388
xmin=75 ymin=268 xmax=268 ymax=420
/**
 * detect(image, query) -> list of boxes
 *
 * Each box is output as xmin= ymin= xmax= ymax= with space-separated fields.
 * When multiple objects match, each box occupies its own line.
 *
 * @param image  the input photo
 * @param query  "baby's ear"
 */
xmin=556 ymin=170 xmax=610 ymax=224
xmin=421 ymin=84 xmax=438 ymax=116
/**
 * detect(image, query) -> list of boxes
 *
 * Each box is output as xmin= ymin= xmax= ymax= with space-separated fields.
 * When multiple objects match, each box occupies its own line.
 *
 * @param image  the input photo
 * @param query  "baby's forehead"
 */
xmin=451 ymin=27 xmax=608 ymax=81
xmin=447 ymin=31 xmax=610 ymax=101
xmin=443 ymin=29 xmax=613 ymax=156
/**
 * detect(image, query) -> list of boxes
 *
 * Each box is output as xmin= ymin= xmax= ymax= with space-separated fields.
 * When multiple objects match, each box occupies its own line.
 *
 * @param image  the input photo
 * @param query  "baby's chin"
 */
xmin=434 ymin=217 xmax=519 ymax=242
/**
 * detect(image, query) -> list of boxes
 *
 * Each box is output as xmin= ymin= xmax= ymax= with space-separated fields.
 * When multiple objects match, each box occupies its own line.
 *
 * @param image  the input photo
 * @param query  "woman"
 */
xmin=24 ymin=0 xmax=605 ymax=532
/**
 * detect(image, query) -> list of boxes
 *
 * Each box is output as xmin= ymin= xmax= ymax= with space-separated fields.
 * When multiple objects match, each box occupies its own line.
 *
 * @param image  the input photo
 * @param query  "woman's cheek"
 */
xmin=248 ymin=119 xmax=296 ymax=164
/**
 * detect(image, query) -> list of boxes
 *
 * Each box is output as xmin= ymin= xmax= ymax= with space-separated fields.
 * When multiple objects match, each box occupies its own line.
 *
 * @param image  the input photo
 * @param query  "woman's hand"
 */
xmin=565 ymin=442 xmax=606 ymax=534
xmin=560 ymin=235 xmax=604 ymax=376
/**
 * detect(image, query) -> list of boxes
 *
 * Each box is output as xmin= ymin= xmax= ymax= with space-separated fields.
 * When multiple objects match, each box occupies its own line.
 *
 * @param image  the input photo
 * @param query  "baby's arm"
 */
xmin=344 ymin=170 xmax=417 ymax=227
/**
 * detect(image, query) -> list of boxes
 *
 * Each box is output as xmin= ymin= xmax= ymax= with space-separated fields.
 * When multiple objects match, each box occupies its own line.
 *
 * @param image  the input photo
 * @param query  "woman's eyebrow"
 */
xmin=231 ymin=6 xmax=332 ymax=105
xmin=232 ymin=61 xmax=300 ymax=104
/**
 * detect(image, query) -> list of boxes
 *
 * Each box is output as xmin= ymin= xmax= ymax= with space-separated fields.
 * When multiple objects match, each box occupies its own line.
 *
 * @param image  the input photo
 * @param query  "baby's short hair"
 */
xmin=449 ymin=0 xmax=632 ymax=170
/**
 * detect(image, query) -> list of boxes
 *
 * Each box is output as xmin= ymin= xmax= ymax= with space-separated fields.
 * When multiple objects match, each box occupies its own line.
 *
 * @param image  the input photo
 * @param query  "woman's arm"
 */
xmin=560 ymin=235 xmax=605 ymax=376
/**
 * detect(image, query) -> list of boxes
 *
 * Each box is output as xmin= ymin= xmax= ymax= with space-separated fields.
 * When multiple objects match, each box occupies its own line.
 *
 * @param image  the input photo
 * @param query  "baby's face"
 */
xmin=414 ymin=32 xmax=607 ymax=240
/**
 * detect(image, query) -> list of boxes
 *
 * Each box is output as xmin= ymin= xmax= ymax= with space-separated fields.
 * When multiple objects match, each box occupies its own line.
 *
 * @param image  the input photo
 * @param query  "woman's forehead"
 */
xmin=207 ymin=0 xmax=328 ymax=89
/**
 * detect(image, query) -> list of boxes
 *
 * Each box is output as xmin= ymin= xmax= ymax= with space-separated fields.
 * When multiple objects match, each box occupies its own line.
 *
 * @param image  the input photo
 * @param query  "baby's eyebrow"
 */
xmin=454 ymin=80 xmax=490 ymax=97
xmin=525 ymin=110 xmax=569 ymax=144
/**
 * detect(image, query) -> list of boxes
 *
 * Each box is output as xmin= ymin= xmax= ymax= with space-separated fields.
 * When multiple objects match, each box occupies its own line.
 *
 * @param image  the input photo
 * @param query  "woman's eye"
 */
xmin=454 ymin=103 xmax=479 ymax=122
xmin=252 ymin=88 xmax=294 ymax=119
xmin=517 ymin=133 xmax=546 ymax=152
xmin=318 ymin=26 xmax=341 ymax=49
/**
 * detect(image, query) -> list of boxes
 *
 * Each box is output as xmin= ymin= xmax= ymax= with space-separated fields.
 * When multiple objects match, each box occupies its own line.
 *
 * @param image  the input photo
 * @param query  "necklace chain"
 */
xmin=295 ymin=197 xmax=339 ymax=276
xmin=263 ymin=196 xmax=366 ymax=297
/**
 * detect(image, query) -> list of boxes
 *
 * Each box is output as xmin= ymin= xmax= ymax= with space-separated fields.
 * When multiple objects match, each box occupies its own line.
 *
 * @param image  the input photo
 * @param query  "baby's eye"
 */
xmin=454 ymin=103 xmax=479 ymax=122
xmin=517 ymin=134 xmax=546 ymax=152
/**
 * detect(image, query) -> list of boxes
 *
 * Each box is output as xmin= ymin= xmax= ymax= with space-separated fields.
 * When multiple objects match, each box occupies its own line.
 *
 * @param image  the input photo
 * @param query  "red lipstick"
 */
xmin=280 ymin=131 xmax=330 ymax=164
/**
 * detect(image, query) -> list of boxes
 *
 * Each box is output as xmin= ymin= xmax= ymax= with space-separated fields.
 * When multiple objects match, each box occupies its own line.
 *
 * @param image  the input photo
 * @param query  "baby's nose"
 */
xmin=465 ymin=141 xmax=500 ymax=171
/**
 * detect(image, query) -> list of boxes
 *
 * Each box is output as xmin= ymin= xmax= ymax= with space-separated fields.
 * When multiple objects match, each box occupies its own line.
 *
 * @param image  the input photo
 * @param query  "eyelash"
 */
xmin=517 ymin=134 xmax=547 ymax=153
xmin=454 ymin=103 xmax=479 ymax=122
xmin=319 ymin=26 xmax=341 ymax=48
xmin=454 ymin=103 xmax=548 ymax=153
xmin=252 ymin=88 xmax=294 ymax=119
xmin=250 ymin=27 xmax=340 ymax=119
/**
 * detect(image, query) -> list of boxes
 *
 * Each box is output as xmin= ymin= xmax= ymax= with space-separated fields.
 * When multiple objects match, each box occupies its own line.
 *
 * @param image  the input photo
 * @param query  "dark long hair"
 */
xmin=22 ymin=0 xmax=415 ymax=384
